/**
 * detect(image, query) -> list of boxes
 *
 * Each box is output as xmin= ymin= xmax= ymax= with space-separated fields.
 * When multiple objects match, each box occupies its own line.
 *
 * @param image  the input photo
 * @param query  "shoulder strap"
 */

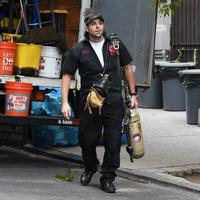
xmin=109 ymin=33 xmax=130 ymax=105
xmin=109 ymin=33 xmax=120 ymax=55
xmin=109 ymin=33 xmax=121 ymax=76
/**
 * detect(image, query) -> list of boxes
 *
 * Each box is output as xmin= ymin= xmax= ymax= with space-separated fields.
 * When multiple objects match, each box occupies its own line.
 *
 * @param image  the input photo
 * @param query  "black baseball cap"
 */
xmin=84 ymin=12 xmax=104 ymax=26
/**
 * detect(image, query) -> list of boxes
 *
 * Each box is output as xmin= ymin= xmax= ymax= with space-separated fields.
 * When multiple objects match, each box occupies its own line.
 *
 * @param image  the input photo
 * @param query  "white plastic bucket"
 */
xmin=39 ymin=46 xmax=62 ymax=78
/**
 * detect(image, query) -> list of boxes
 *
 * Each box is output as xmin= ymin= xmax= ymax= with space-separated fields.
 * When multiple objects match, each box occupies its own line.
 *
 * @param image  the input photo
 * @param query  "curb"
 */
xmin=23 ymin=145 xmax=200 ymax=194
xmin=117 ymin=168 xmax=200 ymax=194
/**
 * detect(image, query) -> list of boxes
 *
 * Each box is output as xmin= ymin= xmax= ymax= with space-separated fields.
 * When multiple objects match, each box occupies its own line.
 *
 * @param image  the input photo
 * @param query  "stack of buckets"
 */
xmin=0 ymin=41 xmax=62 ymax=116
xmin=0 ymin=41 xmax=33 ymax=116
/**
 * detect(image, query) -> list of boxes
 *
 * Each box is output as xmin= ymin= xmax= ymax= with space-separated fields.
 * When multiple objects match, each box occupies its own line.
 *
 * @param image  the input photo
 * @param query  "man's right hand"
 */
xmin=61 ymin=74 xmax=73 ymax=120
xmin=61 ymin=103 xmax=71 ymax=120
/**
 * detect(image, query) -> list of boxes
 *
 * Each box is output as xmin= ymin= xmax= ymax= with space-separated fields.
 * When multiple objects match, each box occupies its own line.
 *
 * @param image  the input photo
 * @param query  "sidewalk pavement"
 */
xmin=51 ymin=108 xmax=200 ymax=192
xmin=27 ymin=108 xmax=200 ymax=192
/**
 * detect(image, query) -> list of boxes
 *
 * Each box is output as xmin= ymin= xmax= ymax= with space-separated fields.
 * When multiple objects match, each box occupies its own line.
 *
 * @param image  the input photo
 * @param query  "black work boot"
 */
xmin=100 ymin=179 xmax=116 ymax=193
xmin=80 ymin=170 xmax=95 ymax=186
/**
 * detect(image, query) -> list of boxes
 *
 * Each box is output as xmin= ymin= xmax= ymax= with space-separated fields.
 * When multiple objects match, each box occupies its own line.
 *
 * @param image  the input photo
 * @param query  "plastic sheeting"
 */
xmin=31 ymin=88 xmax=79 ymax=149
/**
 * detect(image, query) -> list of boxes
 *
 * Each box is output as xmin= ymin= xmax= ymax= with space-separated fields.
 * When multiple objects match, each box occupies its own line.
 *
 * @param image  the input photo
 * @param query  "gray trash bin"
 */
xmin=138 ymin=65 xmax=163 ymax=108
xmin=180 ymin=69 xmax=200 ymax=125
xmin=156 ymin=61 xmax=195 ymax=111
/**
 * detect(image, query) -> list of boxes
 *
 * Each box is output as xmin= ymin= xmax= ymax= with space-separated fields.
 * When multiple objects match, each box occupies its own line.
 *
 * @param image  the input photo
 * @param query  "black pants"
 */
xmin=78 ymin=98 xmax=124 ymax=181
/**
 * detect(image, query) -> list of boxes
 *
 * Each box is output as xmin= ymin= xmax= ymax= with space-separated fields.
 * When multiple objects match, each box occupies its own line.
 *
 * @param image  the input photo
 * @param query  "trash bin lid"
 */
xmin=180 ymin=69 xmax=200 ymax=75
xmin=155 ymin=61 xmax=196 ymax=68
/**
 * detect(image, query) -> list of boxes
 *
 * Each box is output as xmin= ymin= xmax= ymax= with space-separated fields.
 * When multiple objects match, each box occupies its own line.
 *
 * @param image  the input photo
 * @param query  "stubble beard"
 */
xmin=89 ymin=32 xmax=104 ymax=42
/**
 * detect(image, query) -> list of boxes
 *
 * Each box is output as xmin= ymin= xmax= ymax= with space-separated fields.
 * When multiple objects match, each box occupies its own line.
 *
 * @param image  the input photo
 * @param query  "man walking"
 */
xmin=61 ymin=10 xmax=138 ymax=193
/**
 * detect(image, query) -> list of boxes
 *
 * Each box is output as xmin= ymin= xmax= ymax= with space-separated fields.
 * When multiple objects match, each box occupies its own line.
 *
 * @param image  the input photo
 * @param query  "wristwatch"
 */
xmin=130 ymin=92 xmax=137 ymax=96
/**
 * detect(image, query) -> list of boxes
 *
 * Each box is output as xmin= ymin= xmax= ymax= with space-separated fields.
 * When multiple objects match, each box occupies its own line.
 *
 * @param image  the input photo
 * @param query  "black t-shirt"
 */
xmin=62 ymin=37 xmax=133 ymax=103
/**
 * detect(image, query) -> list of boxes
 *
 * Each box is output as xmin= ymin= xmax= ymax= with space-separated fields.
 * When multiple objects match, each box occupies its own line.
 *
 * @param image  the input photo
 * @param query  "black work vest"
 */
xmin=62 ymin=37 xmax=133 ymax=104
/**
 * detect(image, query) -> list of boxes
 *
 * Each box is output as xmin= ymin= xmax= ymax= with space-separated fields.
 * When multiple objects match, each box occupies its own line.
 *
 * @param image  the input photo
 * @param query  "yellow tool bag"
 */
xmin=84 ymin=73 xmax=110 ymax=114
xmin=84 ymin=87 xmax=105 ymax=114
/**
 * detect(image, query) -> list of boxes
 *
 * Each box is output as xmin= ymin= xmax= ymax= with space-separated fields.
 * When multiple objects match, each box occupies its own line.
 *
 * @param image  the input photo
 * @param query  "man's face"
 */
xmin=86 ymin=18 xmax=104 ymax=40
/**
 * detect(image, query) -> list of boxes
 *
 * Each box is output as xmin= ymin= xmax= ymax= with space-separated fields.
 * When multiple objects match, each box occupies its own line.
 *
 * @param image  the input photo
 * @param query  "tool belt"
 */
xmin=84 ymin=74 xmax=110 ymax=114
xmin=84 ymin=87 xmax=105 ymax=114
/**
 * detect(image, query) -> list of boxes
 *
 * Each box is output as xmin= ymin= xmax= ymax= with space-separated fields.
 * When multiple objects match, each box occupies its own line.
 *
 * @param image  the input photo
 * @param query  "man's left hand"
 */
xmin=130 ymin=95 xmax=138 ymax=108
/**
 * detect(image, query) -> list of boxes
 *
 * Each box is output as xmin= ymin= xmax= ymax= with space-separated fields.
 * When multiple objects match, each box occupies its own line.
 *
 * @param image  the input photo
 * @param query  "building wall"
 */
xmin=171 ymin=0 xmax=200 ymax=64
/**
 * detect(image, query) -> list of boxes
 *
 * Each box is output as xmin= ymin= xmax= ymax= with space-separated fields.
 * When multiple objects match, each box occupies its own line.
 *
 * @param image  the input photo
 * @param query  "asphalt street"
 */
xmin=0 ymin=146 xmax=200 ymax=200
